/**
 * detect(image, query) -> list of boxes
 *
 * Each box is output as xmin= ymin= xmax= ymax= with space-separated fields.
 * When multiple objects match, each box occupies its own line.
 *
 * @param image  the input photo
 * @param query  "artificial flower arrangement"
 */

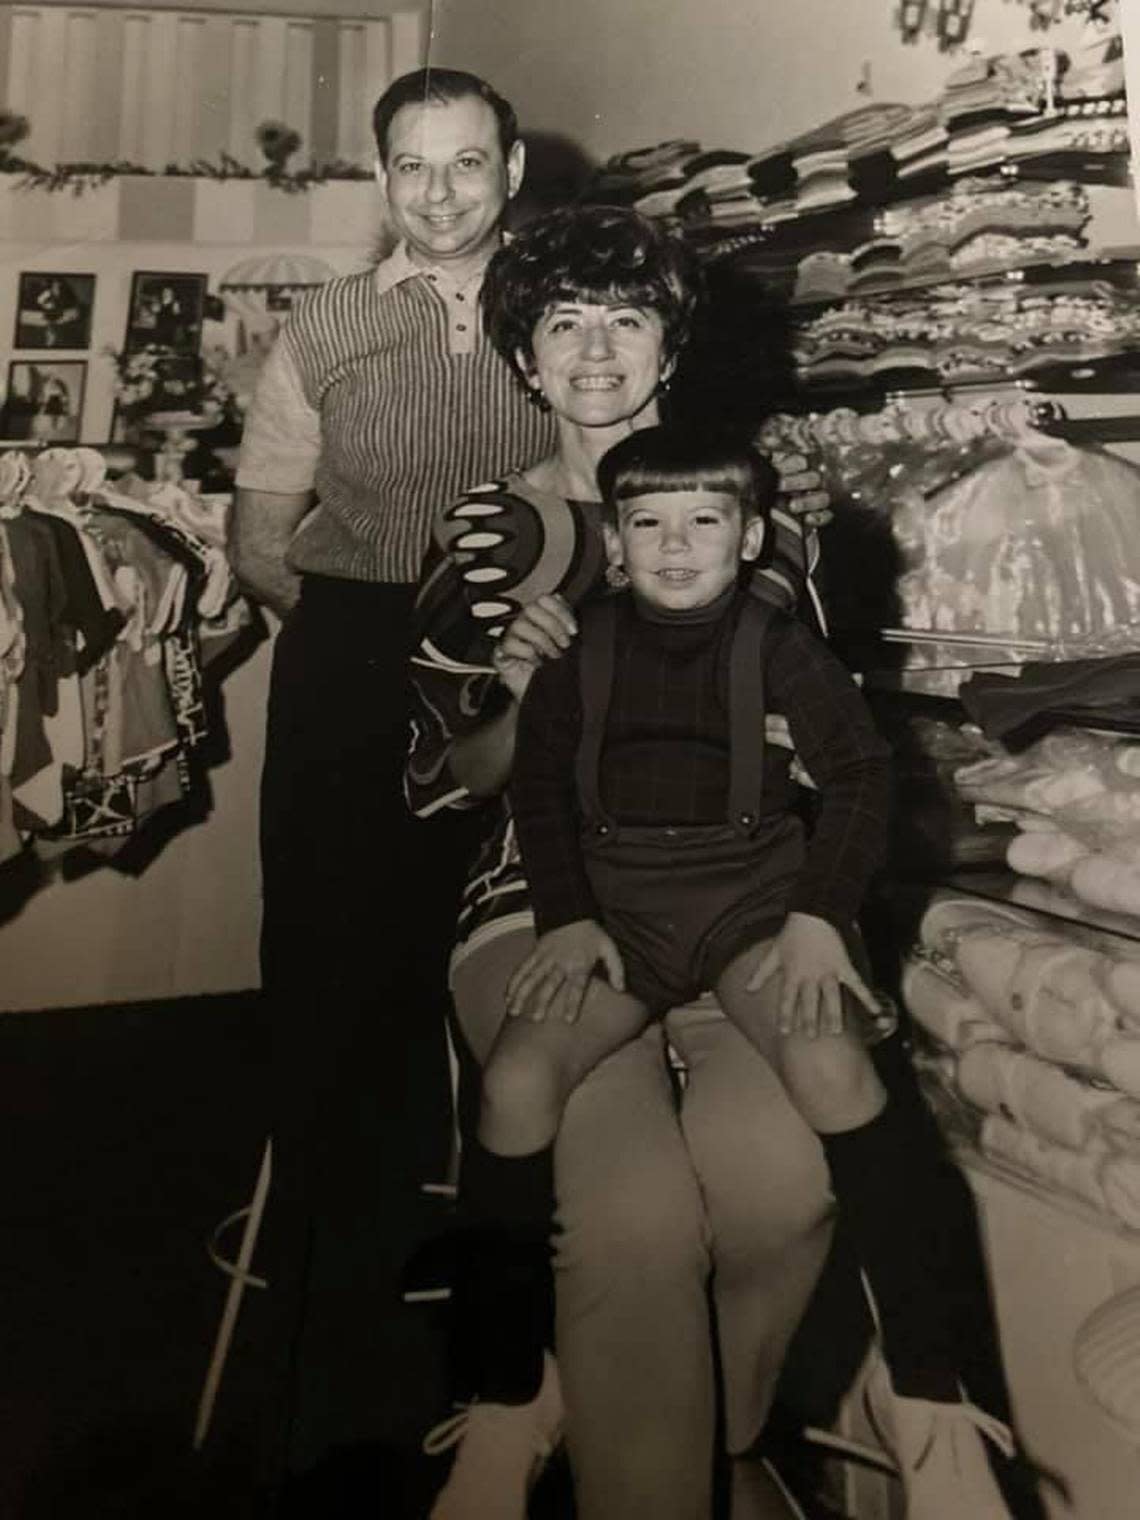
xmin=2 ymin=116 xmax=371 ymax=196
xmin=107 ymin=344 xmax=239 ymax=425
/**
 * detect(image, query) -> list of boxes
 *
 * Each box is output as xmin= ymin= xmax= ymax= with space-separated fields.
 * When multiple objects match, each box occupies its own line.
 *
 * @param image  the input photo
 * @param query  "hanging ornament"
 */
xmin=897 ymin=0 xmax=930 ymax=44
xmin=937 ymin=0 xmax=977 ymax=51
xmin=1028 ymin=0 xmax=1064 ymax=30
xmin=1000 ymin=0 xmax=1117 ymax=29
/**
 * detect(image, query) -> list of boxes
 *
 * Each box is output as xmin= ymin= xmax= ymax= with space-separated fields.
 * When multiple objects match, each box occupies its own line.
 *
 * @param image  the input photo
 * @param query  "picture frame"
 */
xmin=0 ymin=359 xmax=87 ymax=443
xmin=14 ymin=272 xmax=96 ymax=351
xmin=124 ymin=271 xmax=208 ymax=355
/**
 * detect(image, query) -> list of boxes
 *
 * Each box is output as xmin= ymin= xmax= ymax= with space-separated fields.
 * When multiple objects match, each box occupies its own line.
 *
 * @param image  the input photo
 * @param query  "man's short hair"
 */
xmin=372 ymin=67 xmax=518 ymax=163
xmin=597 ymin=426 xmax=780 ymax=527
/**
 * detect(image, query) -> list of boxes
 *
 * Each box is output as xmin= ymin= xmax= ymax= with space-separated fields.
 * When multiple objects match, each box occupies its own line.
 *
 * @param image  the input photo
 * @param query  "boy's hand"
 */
xmin=505 ymin=919 xmax=625 ymax=1025
xmin=747 ymin=912 xmax=876 ymax=1038
xmin=492 ymin=594 xmax=578 ymax=700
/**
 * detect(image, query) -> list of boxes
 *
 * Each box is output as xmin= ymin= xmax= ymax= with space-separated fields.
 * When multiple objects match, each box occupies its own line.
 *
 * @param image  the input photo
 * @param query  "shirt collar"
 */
xmin=372 ymin=239 xmax=504 ymax=300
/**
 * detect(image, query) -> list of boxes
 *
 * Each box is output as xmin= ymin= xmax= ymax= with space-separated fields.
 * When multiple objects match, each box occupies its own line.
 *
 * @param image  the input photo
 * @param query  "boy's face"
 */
xmin=603 ymin=489 xmax=765 ymax=612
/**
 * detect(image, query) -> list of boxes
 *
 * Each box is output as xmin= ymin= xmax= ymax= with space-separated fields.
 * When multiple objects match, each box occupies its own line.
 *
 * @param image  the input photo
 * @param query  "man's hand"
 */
xmin=227 ymin=487 xmax=310 ymax=618
xmin=505 ymin=919 xmax=625 ymax=1024
xmin=747 ymin=912 xmax=876 ymax=1037
xmin=769 ymin=447 xmax=833 ymax=529
xmin=492 ymin=593 xmax=579 ymax=701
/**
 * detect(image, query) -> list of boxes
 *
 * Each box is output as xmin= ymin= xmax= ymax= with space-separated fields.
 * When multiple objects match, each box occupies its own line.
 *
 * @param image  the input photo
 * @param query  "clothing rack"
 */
xmin=761 ymin=392 xmax=1140 ymax=461
xmin=758 ymin=394 xmax=1066 ymax=457
xmin=0 ymin=445 xmax=249 ymax=869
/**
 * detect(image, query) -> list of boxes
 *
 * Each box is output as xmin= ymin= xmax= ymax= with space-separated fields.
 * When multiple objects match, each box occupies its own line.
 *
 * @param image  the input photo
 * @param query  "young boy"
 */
xmin=444 ymin=427 xmax=1015 ymax=1520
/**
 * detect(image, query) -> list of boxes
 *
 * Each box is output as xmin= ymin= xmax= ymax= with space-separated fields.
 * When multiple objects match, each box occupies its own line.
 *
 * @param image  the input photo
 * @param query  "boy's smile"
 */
xmin=603 ymin=489 xmax=765 ymax=611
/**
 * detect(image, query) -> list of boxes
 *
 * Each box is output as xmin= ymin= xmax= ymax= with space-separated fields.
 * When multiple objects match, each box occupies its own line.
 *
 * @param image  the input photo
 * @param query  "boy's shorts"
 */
xmin=581 ymin=813 xmax=806 ymax=1015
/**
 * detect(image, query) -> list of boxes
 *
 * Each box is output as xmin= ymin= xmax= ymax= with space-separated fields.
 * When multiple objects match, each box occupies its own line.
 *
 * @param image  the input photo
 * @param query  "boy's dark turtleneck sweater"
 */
xmin=510 ymin=586 xmax=891 ymax=937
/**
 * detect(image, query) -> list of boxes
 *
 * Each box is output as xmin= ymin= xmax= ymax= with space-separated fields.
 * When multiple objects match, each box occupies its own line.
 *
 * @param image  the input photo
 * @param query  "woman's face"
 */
xmin=521 ymin=301 xmax=671 ymax=430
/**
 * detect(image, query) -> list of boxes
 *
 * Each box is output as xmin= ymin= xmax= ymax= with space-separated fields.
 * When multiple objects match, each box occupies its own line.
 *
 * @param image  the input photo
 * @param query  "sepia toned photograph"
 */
xmin=14 ymin=271 xmax=95 ymax=350
xmin=1 ymin=4 xmax=1139 ymax=1519
xmin=0 ymin=358 xmax=85 ymax=442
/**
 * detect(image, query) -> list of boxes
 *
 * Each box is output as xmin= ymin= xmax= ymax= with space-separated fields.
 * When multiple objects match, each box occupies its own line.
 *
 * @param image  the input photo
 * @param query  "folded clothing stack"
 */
xmin=903 ymin=893 xmax=1140 ymax=1232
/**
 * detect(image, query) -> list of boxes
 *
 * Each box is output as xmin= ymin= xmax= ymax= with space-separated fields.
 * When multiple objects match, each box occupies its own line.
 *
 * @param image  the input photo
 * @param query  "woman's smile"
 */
xmin=524 ymin=301 xmax=668 ymax=427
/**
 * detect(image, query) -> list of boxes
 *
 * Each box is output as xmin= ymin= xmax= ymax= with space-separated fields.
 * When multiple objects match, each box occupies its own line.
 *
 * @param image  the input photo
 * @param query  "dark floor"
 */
xmin=1 ymin=991 xmax=874 ymax=1520
xmin=1 ymin=992 xmax=278 ymax=1519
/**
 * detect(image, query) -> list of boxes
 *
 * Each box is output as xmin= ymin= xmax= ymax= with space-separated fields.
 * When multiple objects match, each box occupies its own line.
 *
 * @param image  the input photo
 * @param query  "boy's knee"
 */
xmin=780 ymin=1035 xmax=879 ymax=1127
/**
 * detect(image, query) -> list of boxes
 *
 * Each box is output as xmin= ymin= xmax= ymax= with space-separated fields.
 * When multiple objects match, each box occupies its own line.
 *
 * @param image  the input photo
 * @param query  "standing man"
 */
xmin=228 ymin=68 xmax=554 ymax=1498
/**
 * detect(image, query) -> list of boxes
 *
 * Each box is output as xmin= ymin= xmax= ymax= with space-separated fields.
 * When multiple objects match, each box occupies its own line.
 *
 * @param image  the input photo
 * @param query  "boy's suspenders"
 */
xmin=573 ymin=597 xmax=617 ymax=832
xmin=727 ymin=596 xmax=774 ymax=835
xmin=574 ymin=593 xmax=777 ymax=839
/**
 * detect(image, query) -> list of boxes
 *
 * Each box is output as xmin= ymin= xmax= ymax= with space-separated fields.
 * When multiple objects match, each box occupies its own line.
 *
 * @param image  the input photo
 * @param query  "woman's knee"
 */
xmin=451 ymin=928 xmax=535 ymax=1068
xmin=555 ymin=1143 xmax=709 ymax=1286
xmin=480 ymin=1040 xmax=565 ymax=1138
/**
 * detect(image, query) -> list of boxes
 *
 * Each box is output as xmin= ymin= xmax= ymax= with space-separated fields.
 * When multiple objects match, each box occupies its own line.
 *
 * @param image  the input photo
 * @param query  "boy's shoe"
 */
xmin=423 ymin=1351 xmax=563 ymax=1520
xmin=864 ymin=1357 xmax=1015 ymax=1520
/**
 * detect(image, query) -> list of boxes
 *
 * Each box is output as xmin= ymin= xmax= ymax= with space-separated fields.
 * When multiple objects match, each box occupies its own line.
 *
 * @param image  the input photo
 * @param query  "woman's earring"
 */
xmin=525 ymin=381 xmax=551 ymax=412
xmin=605 ymin=562 xmax=630 ymax=590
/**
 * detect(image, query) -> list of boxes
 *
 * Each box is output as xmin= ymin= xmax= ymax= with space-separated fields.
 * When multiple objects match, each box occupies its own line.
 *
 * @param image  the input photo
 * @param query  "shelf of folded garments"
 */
xmin=703 ymin=182 xmax=1137 ymax=302
xmin=900 ymin=868 xmax=1140 ymax=949
xmin=787 ymin=275 xmax=1140 ymax=395
xmin=610 ymin=92 xmax=1131 ymax=255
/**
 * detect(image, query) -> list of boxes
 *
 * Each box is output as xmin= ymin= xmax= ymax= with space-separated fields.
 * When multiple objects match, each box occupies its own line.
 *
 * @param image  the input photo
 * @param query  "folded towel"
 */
xmin=1105 ymin=961 xmax=1140 ymax=1029
xmin=980 ymin=1114 xmax=1109 ymax=1213
xmin=1074 ymin=1283 xmax=1140 ymax=1443
xmin=901 ymin=958 xmax=1011 ymax=1051
xmin=956 ymin=929 xmax=1116 ymax=1068
xmin=957 ymin=1043 xmax=1118 ymax=1150
xmin=1102 ymin=1153 xmax=1140 ymax=1231
xmin=1101 ymin=1040 xmax=1140 ymax=1102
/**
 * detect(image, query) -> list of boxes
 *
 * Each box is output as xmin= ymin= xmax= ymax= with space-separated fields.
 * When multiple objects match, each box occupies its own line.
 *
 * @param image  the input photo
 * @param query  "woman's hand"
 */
xmin=492 ymin=593 xmax=578 ymax=701
xmin=770 ymin=447 xmax=833 ymax=530
xmin=746 ymin=912 xmax=876 ymax=1037
xmin=505 ymin=919 xmax=626 ymax=1024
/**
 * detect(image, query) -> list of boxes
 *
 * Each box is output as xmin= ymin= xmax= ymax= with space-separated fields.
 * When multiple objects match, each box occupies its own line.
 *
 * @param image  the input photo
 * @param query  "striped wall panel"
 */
xmin=0 ymin=5 xmax=426 ymax=170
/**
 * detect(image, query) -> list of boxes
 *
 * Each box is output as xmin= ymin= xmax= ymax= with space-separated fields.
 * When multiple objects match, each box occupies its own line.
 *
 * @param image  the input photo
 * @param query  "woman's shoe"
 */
xmin=864 ymin=1357 xmax=1016 ymax=1520
xmin=424 ymin=1351 xmax=563 ymax=1520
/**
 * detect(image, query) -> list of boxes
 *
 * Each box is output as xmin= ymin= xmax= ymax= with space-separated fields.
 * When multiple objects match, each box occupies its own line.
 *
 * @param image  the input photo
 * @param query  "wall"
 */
xmin=431 ymin=0 xmax=1109 ymax=166
xmin=0 ymin=3 xmax=428 ymax=170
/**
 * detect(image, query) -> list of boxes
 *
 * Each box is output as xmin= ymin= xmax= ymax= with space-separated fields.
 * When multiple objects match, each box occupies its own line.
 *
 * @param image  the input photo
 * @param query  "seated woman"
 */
xmin=408 ymin=205 xmax=840 ymax=1520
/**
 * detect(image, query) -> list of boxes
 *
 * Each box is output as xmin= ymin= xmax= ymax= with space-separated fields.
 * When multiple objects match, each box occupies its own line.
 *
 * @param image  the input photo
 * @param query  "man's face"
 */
xmin=378 ymin=96 xmax=523 ymax=275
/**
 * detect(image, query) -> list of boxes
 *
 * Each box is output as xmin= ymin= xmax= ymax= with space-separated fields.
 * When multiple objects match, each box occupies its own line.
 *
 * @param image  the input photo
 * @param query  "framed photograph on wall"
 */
xmin=0 ymin=359 xmax=86 ymax=443
xmin=124 ymin=271 xmax=208 ymax=354
xmin=14 ymin=273 xmax=96 ymax=351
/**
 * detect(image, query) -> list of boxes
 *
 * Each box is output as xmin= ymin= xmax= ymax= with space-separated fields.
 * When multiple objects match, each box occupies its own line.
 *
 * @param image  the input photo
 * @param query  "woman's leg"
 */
xmin=713 ymin=947 xmax=1016 ymax=1519
xmin=453 ymin=932 xmax=721 ymax=1520
xmin=663 ymin=997 xmax=834 ymax=1459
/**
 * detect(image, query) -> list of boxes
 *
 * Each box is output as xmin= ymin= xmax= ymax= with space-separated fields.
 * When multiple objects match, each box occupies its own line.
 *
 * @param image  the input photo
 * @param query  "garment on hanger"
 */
xmin=0 ymin=446 xmax=250 ymax=869
xmin=896 ymin=438 xmax=1140 ymax=650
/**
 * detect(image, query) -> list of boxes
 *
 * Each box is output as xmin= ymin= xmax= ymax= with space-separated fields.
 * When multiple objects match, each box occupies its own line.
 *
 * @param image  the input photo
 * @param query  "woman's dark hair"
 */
xmin=372 ymin=68 xmax=518 ymax=164
xmin=481 ymin=204 xmax=702 ymax=391
xmin=596 ymin=425 xmax=779 ymax=527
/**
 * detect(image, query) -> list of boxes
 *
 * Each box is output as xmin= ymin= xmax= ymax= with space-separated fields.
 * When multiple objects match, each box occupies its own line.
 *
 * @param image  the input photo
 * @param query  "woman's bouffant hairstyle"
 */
xmin=481 ymin=204 xmax=702 ymax=392
xmin=596 ymin=425 xmax=779 ymax=528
